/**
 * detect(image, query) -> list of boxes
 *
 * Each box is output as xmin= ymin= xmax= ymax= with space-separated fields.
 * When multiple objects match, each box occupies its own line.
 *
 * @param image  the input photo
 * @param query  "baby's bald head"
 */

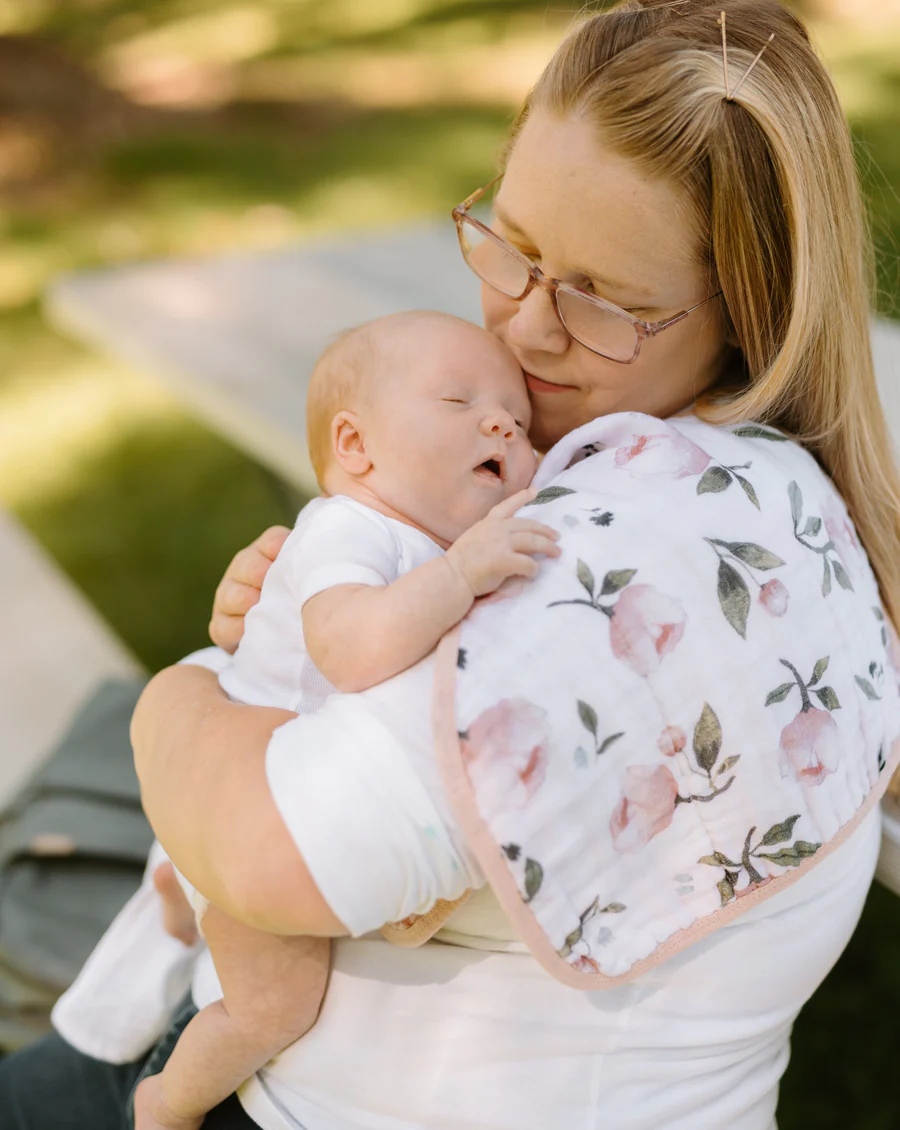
xmin=306 ymin=310 xmax=508 ymax=489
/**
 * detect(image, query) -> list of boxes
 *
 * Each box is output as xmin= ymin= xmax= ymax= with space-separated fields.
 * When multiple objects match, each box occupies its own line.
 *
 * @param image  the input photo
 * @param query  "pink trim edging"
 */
xmin=432 ymin=627 xmax=900 ymax=991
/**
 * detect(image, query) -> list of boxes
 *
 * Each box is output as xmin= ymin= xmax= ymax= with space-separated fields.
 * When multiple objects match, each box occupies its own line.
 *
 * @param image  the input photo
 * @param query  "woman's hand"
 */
xmin=209 ymin=526 xmax=290 ymax=653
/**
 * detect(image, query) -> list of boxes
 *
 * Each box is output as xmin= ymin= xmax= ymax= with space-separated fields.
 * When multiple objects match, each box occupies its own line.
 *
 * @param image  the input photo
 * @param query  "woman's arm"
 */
xmin=131 ymin=664 xmax=348 ymax=937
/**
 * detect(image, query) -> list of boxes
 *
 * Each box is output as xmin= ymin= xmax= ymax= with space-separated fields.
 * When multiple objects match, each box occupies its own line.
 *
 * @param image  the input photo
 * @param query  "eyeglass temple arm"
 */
xmin=651 ymin=290 xmax=724 ymax=332
xmin=455 ymin=174 xmax=505 ymax=215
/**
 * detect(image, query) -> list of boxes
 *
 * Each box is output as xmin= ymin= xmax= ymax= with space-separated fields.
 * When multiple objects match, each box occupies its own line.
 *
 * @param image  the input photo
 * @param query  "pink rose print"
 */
xmin=657 ymin=725 xmax=687 ymax=757
xmin=759 ymin=578 xmax=789 ymax=617
xmin=461 ymin=698 xmax=550 ymax=811
xmin=571 ymin=954 xmax=600 ymax=974
xmin=609 ymin=584 xmax=686 ymax=677
xmin=822 ymin=498 xmax=859 ymax=569
xmin=614 ymin=431 xmax=711 ymax=480
xmin=778 ymin=708 xmax=840 ymax=786
xmin=610 ymin=764 xmax=680 ymax=852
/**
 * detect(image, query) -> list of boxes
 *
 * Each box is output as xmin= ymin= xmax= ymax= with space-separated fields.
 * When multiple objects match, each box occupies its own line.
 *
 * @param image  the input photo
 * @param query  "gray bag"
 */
xmin=0 ymin=679 xmax=153 ymax=1050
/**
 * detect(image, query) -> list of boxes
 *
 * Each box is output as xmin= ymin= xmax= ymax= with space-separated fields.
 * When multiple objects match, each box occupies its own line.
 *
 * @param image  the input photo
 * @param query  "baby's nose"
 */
xmin=482 ymin=412 xmax=515 ymax=440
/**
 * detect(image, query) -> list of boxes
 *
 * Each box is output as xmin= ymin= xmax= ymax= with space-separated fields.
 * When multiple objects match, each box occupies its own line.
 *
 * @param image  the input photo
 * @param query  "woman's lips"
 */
xmin=525 ymin=372 xmax=578 ymax=395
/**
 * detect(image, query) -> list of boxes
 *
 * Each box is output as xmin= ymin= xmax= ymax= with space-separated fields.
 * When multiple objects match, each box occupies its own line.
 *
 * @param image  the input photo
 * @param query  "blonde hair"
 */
xmin=511 ymin=0 xmax=900 ymax=627
xmin=306 ymin=323 xmax=374 ymax=488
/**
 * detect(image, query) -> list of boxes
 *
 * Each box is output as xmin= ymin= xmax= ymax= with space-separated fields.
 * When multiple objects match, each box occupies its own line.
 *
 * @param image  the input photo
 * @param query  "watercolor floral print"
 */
xmin=549 ymin=564 xmax=686 ymax=678
xmin=704 ymin=537 xmax=788 ymax=638
xmin=609 ymin=703 xmax=738 ymax=853
xmin=448 ymin=415 xmax=899 ymax=982
xmin=698 ymin=814 xmax=820 ymax=907
xmin=789 ymin=480 xmax=854 ymax=596
xmin=766 ymin=656 xmax=841 ymax=785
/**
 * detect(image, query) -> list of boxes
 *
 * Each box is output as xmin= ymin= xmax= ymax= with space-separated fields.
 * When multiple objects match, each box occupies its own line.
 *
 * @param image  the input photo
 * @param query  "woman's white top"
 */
xmin=52 ymin=413 xmax=899 ymax=1130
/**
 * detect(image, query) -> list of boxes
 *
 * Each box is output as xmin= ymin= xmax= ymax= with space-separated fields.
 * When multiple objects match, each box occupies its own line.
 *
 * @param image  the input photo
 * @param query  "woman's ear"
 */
xmin=331 ymin=411 xmax=372 ymax=476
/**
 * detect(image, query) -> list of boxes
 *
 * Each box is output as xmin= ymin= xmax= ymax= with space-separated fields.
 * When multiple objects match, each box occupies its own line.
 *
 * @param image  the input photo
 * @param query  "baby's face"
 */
xmin=362 ymin=319 xmax=536 ymax=542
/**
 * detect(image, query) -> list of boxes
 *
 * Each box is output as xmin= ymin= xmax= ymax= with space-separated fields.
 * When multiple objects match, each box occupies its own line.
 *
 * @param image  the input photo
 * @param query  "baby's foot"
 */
xmin=153 ymin=862 xmax=199 ymax=947
xmin=133 ymin=1074 xmax=204 ymax=1130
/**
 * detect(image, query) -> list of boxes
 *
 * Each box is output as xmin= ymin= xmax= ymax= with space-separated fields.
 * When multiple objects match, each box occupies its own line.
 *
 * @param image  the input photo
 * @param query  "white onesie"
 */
xmin=219 ymin=494 xmax=444 ymax=712
xmin=177 ymin=494 xmax=446 ymax=920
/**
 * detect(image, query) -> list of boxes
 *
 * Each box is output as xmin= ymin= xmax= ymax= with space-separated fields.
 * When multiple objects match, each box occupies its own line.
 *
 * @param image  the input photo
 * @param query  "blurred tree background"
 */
xmin=0 ymin=1 xmax=898 ymax=1124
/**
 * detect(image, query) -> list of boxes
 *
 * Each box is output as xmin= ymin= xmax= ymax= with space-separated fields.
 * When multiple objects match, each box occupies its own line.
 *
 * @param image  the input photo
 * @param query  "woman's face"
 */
xmin=481 ymin=111 xmax=734 ymax=451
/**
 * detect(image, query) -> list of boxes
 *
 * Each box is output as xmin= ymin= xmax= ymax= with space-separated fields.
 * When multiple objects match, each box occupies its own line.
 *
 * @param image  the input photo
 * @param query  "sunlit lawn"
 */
xmin=0 ymin=2 xmax=898 ymax=1125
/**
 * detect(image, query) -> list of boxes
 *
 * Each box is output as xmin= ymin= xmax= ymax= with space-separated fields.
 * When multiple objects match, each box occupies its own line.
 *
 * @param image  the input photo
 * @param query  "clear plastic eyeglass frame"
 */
xmin=452 ymin=176 xmax=723 ymax=365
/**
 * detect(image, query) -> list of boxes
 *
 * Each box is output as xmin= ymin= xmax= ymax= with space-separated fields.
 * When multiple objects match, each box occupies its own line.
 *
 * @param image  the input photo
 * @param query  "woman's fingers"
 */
xmin=209 ymin=526 xmax=290 ymax=653
xmin=255 ymin=524 xmax=292 ymax=562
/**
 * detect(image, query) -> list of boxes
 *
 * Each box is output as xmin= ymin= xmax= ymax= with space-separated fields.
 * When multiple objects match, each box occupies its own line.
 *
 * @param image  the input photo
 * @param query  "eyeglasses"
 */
xmin=452 ymin=177 xmax=723 ymax=365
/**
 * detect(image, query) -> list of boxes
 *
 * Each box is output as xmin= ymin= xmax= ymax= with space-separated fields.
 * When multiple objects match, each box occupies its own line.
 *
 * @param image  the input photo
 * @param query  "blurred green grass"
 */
xmin=0 ymin=2 xmax=898 ymax=1125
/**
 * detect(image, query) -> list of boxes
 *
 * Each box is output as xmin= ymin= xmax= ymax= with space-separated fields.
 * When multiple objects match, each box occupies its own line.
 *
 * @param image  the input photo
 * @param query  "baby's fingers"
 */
xmin=488 ymin=487 xmax=538 ymax=520
xmin=502 ymin=517 xmax=561 ymax=542
xmin=510 ymin=532 xmax=563 ymax=558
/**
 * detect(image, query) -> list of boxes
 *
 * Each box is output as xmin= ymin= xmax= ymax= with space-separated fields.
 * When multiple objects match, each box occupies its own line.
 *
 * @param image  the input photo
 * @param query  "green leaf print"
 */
xmin=803 ymin=517 xmax=822 ymax=537
xmin=577 ymin=559 xmax=596 ymax=598
xmin=755 ymin=841 xmax=819 ymax=867
xmin=759 ymin=815 xmax=801 ymax=846
xmin=577 ymin=700 xmax=598 ymax=737
xmin=718 ymin=560 xmax=751 ymax=639
xmin=822 ymin=557 xmax=832 ymax=597
xmin=722 ymin=542 xmax=785 ymax=570
xmin=732 ymin=425 xmax=789 ymax=442
xmin=809 ymin=657 xmax=829 ymax=686
xmin=788 ymin=481 xmax=804 ymax=526
xmin=693 ymin=703 xmax=723 ymax=773
xmin=524 ymin=858 xmax=544 ymax=902
xmin=812 ymin=686 xmax=841 ymax=711
xmin=832 ymin=560 xmax=854 ymax=591
xmin=598 ymin=732 xmax=625 ymax=756
xmin=717 ymin=877 xmax=736 ymax=906
xmin=716 ymin=755 xmax=741 ymax=776
xmin=698 ymin=466 xmax=732 ymax=494
xmin=765 ymin=682 xmax=794 ymax=706
xmin=600 ymin=569 xmax=637 ymax=595
xmin=526 ymin=487 xmax=576 ymax=506
xmin=855 ymin=675 xmax=881 ymax=701
xmin=733 ymin=473 xmax=760 ymax=510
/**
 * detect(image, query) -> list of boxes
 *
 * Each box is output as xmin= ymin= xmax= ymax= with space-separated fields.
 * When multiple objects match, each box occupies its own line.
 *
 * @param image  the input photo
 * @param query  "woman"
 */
xmin=4 ymin=1 xmax=899 ymax=1126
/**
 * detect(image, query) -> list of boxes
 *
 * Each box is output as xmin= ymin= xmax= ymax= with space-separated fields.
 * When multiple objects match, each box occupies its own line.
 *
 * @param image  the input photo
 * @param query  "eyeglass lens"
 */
xmin=457 ymin=217 xmax=639 ymax=363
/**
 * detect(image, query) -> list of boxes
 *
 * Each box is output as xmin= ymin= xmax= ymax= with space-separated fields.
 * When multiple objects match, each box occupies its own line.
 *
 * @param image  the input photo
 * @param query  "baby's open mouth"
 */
xmin=475 ymin=458 xmax=504 ymax=482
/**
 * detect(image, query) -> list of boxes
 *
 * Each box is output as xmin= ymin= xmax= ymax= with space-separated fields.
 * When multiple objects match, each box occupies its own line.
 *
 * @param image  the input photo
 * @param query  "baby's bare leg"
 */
xmin=134 ymin=907 xmax=330 ymax=1130
xmin=153 ymin=861 xmax=199 ymax=947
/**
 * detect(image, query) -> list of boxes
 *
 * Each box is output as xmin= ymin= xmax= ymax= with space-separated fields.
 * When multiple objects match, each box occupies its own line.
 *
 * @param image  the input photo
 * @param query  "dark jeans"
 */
xmin=0 ymin=997 xmax=257 ymax=1129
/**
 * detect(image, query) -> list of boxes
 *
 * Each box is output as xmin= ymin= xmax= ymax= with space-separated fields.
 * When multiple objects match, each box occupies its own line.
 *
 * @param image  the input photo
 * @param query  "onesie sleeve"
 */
xmin=265 ymin=693 xmax=480 ymax=937
xmin=287 ymin=499 xmax=404 ymax=608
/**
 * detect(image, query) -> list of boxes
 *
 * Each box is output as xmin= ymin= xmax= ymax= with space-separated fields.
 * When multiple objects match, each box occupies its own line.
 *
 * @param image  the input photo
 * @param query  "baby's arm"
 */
xmin=304 ymin=489 xmax=560 ymax=692
xmin=134 ymin=908 xmax=330 ymax=1130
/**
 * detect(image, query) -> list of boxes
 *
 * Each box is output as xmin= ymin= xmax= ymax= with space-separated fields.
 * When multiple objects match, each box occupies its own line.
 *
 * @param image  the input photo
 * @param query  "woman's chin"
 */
xmin=527 ymin=409 xmax=583 ymax=453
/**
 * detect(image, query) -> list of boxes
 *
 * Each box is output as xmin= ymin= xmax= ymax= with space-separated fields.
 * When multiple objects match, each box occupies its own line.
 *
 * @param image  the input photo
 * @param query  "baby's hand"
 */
xmin=445 ymin=488 xmax=561 ymax=598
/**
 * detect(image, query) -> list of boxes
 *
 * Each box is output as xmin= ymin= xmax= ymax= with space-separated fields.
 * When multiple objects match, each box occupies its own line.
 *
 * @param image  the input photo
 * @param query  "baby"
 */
xmin=134 ymin=310 xmax=560 ymax=1129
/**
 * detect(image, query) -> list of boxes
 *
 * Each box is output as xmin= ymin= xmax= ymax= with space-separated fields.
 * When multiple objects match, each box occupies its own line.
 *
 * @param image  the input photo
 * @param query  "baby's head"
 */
xmin=307 ymin=310 xmax=535 ymax=543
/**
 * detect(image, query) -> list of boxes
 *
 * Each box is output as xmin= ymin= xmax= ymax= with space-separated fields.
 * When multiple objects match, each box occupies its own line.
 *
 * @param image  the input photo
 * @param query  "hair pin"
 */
xmin=718 ymin=10 xmax=775 ymax=102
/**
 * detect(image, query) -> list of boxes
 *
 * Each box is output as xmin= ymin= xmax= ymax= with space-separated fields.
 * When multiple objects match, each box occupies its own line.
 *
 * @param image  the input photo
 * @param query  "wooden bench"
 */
xmin=0 ymin=509 xmax=141 ymax=809
xmin=46 ymin=223 xmax=900 ymax=493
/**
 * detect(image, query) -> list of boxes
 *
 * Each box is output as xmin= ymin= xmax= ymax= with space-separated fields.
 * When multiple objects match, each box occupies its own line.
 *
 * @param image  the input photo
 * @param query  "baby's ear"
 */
xmin=331 ymin=411 xmax=372 ymax=476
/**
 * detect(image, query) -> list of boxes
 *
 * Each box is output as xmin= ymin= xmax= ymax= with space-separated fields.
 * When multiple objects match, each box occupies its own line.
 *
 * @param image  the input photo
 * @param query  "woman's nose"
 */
xmin=506 ymin=285 xmax=569 ymax=355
